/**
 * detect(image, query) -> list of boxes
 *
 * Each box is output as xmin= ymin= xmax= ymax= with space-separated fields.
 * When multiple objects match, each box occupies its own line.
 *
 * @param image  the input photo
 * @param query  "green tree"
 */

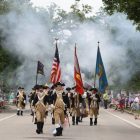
xmin=70 ymin=1 xmax=92 ymax=22
xmin=102 ymin=0 xmax=140 ymax=30
xmin=0 ymin=0 xmax=10 ymax=14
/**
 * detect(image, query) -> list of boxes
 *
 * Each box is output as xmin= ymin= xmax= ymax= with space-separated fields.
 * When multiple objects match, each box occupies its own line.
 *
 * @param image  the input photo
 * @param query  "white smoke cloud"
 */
xmin=0 ymin=2 xmax=140 ymax=91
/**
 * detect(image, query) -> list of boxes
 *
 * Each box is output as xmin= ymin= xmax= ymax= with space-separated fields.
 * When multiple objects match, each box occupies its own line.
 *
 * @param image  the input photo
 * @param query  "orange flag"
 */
xmin=74 ymin=46 xmax=84 ymax=94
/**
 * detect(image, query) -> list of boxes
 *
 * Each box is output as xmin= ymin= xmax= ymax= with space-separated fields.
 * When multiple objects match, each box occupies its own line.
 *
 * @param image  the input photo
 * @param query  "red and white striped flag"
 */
xmin=50 ymin=43 xmax=61 ymax=84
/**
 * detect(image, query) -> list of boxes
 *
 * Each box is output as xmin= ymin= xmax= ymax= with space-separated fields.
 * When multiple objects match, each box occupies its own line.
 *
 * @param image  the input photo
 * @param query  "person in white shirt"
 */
xmin=132 ymin=95 xmax=139 ymax=119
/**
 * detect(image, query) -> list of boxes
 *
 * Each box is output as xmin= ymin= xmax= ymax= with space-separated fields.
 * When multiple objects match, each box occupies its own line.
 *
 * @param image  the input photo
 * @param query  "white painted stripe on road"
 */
xmin=0 ymin=114 xmax=16 ymax=122
xmin=103 ymin=109 xmax=140 ymax=129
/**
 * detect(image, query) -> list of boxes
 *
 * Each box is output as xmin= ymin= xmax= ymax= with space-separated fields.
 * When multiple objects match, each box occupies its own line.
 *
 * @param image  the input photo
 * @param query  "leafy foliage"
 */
xmin=0 ymin=46 xmax=21 ymax=73
xmin=70 ymin=1 xmax=92 ymax=21
xmin=102 ymin=0 xmax=140 ymax=30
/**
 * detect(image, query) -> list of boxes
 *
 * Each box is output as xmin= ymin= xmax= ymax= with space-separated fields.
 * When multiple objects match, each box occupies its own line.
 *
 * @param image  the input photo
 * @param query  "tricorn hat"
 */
xmin=83 ymin=87 xmax=88 ymax=90
xmin=34 ymin=85 xmax=43 ymax=90
xmin=43 ymin=83 xmax=49 ymax=89
xmin=71 ymin=86 xmax=76 ymax=90
xmin=54 ymin=82 xmax=65 ymax=87
xmin=66 ymin=87 xmax=71 ymax=91
xmin=32 ymin=87 xmax=35 ymax=90
xmin=18 ymin=87 xmax=22 ymax=90
xmin=89 ymin=87 xmax=98 ymax=92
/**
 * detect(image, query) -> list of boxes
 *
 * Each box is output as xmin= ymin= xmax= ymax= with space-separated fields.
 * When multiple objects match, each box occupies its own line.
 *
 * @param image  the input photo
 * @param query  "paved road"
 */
xmin=0 ymin=105 xmax=140 ymax=140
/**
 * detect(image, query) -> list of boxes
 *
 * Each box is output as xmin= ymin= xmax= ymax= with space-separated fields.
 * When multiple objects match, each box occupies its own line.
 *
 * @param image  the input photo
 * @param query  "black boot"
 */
xmin=72 ymin=116 xmax=75 ymax=125
xmin=90 ymin=118 xmax=93 ymax=126
xmin=36 ymin=122 xmax=41 ymax=134
xmin=94 ymin=118 xmax=97 ymax=125
xmin=76 ymin=117 xmax=79 ymax=125
xmin=40 ymin=122 xmax=44 ymax=134
xmin=17 ymin=110 xmax=20 ymax=116
xmin=52 ymin=118 xmax=55 ymax=125
xmin=60 ymin=126 xmax=63 ymax=136
xmin=21 ymin=111 xmax=23 ymax=116
xmin=53 ymin=127 xmax=62 ymax=136
xmin=34 ymin=118 xmax=37 ymax=124
xmin=30 ymin=110 xmax=34 ymax=116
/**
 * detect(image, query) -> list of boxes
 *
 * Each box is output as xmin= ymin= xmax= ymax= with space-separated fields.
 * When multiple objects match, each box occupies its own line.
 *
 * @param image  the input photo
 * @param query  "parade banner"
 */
xmin=95 ymin=46 xmax=108 ymax=93
xmin=74 ymin=46 xmax=84 ymax=94
xmin=36 ymin=61 xmax=45 ymax=84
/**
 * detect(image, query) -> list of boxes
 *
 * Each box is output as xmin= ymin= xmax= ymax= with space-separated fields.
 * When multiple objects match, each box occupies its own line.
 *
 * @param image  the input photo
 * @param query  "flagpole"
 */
xmin=55 ymin=38 xmax=59 ymax=47
xmin=74 ymin=43 xmax=84 ymax=94
xmin=36 ymin=73 xmax=38 ymax=85
xmin=75 ymin=44 xmax=80 ymax=99
xmin=50 ymin=38 xmax=61 ymax=84
xmin=36 ymin=61 xmax=38 ymax=85
xmin=94 ymin=41 xmax=100 ymax=88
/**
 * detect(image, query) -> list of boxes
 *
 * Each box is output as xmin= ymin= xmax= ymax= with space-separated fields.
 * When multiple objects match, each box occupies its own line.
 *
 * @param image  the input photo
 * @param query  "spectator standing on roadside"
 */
xmin=103 ymin=91 xmax=109 ymax=109
xmin=131 ymin=95 xmax=139 ymax=119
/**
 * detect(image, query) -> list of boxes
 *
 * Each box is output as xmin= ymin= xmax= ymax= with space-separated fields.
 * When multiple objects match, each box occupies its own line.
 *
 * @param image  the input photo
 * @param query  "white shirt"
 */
xmin=134 ymin=97 xmax=139 ymax=103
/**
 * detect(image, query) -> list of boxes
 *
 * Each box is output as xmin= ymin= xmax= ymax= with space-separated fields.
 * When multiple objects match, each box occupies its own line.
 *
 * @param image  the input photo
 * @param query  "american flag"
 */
xmin=50 ymin=43 xmax=61 ymax=84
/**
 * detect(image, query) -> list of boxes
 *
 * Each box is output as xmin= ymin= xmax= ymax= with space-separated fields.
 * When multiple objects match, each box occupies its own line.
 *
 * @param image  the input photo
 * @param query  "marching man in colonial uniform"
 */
xmin=65 ymin=87 xmax=72 ymax=116
xmin=79 ymin=89 xmax=88 ymax=122
xmin=87 ymin=88 xmax=100 ymax=126
xmin=16 ymin=87 xmax=26 ymax=116
xmin=43 ymin=84 xmax=50 ymax=116
xmin=28 ymin=87 xmax=36 ymax=116
xmin=70 ymin=86 xmax=81 ymax=125
xmin=32 ymin=85 xmax=49 ymax=134
xmin=51 ymin=82 xmax=69 ymax=136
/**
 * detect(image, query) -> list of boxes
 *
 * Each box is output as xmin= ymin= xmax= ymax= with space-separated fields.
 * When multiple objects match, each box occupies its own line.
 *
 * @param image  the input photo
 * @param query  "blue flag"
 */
xmin=95 ymin=47 xmax=108 ymax=93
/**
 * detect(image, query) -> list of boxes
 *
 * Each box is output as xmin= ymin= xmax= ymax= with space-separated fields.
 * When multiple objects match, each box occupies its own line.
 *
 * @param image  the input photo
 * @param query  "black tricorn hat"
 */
xmin=43 ymin=84 xmax=49 ymax=89
xmin=54 ymin=82 xmax=65 ymax=87
xmin=89 ymin=88 xmax=98 ymax=92
xmin=32 ymin=87 xmax=35 ymax=90
xmin=18 ymin=87 xmax=22 ymax=90
xmin=83 ymin=87 xmax=88 ymax=90
xmin=71 ymin=86 xmax=76 ymax=90
xmin=33 ymin=85 xmax=43 ymax=90
xmin=66 ymin=87 xmax=71 ymax=91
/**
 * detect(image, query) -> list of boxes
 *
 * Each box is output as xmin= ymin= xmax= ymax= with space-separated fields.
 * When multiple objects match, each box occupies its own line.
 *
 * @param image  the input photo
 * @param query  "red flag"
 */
xmin=50 ymin=43 xmax=61 ymax=84
xmin=74 ymin=46 xmax=84 ymax=94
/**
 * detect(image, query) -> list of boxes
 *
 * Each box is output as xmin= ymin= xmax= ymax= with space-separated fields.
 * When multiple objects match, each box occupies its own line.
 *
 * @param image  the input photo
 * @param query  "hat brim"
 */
xmin=66 ymin=87 xmax=71 ymax=91
xmin=54 ymin=82 xmax=65 ymax=87
xmin=43 ymin=85 xmax=49 ymax=89
xmin=71 ymin=86 xmax=76 ymax=90
xmin=89 ymin=88 xmax=98 ymax=92
xmin=34 ymin=85 xmax=43 ymax=90
xmin=18 ymin=87 xmax=22 ymax=90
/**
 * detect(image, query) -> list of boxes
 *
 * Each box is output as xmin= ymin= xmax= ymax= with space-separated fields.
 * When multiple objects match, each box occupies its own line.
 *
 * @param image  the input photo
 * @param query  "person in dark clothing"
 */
xmin=32 ymin=85 xmax=49 ymax=134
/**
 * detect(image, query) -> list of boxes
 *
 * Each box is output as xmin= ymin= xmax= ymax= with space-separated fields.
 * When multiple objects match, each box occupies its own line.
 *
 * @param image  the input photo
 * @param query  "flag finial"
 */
xmin=55 ymin=38 xmax=59 ymax=41
xmin=98 ymin=41 xmax=100 ymax=47
xmin=55 ymin=38 xmax=59 ymax=44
